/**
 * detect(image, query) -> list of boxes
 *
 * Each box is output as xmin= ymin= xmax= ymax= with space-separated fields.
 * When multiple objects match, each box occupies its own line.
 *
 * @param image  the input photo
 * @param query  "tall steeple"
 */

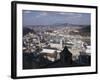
xmin=60 ymin=39 xmax=63 ymax=50
xmin=60 ymin=38 xmax=64 ymax=50
xmin=60 ymin=46 xmax=72 ymax=65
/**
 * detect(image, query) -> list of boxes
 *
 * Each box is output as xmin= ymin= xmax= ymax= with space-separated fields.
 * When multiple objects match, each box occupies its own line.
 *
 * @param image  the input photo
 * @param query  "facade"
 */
xmin=40 ymin=49 xmax=61 ymax=62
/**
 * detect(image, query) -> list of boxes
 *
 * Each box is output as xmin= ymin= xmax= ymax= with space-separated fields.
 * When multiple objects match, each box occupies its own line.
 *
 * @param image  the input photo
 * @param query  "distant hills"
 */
xmin=23 ymin=23 xmax=90 ymax=36
xmin=79 ymin=25 xmax=90 ymax=36
xmin=23 ymin=27 xmax=36 ymax=35
xmin=24 ymin=23 xmax=90 ymax=28
xmin=79 ymin=25 xmax=90 ymax=32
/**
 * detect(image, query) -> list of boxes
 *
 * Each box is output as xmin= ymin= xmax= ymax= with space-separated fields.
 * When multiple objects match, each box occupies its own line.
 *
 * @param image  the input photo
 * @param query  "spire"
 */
xmin=60 ymin=46 xmax=72 ymax=65
xmin=62 ymin=46 xmax=72 ymax=55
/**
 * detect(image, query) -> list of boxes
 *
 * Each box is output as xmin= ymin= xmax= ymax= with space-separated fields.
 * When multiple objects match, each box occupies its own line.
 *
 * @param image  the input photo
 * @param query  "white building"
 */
xmin=40 ymin=49 xmax=61 ymax=62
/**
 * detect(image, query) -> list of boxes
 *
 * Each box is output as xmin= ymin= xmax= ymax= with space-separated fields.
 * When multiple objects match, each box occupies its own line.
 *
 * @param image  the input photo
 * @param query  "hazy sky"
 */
xmin=23 ymin=10 xmax=91 ymax=26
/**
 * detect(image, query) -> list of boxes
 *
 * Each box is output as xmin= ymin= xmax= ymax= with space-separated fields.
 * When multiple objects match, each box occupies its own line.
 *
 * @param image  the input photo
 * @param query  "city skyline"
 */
xmin=23 ymin=10 xmax=91 ymax=69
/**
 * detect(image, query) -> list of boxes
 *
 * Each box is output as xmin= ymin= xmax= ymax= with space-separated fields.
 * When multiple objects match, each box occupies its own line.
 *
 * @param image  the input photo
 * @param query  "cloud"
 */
xmin=35 ymin=12 xmax=48 ymax=18
xmin=58 ymin=12 xmax=67 ymax=15
xmin=40 ymin=12 xmax=48 ymax=16
xmin=75 ymin=14 xmax=82 ymax=17
xmin=23 ymin=11 xmax=32 ymax=14
xmin=56 ymin=12 xmax=82 ymax=18
xmin=63 ymin=13 xmax=82 ymax=19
